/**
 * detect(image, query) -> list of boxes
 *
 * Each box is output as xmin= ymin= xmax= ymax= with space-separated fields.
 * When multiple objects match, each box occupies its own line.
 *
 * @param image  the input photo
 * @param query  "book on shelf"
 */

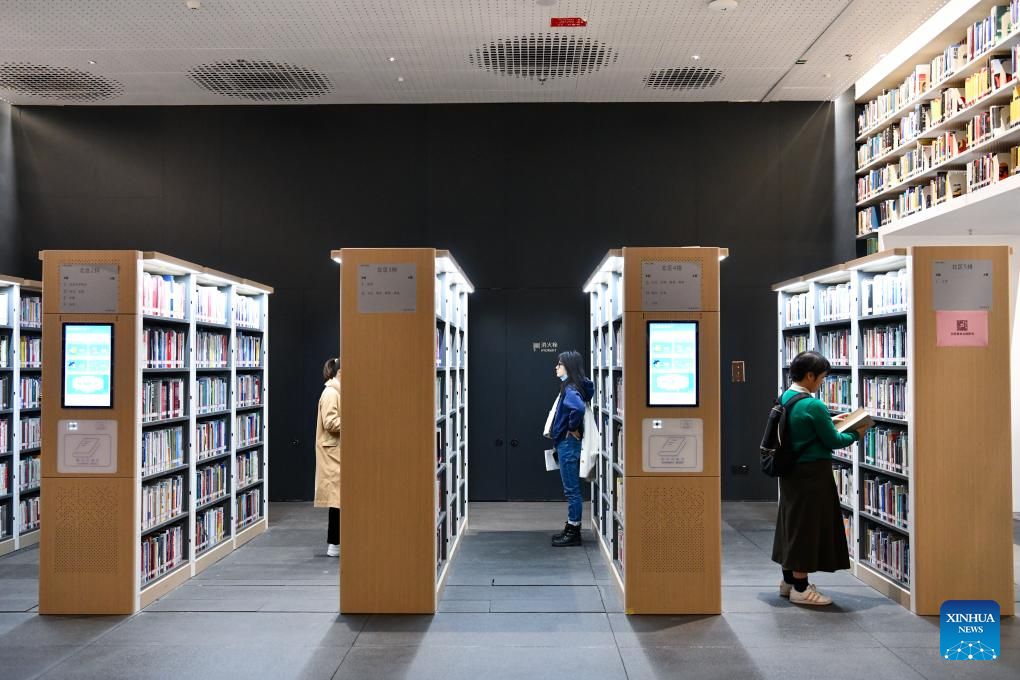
xmin=18 ymin=376 xmax=41 ymax=408
xmin=236 ymin=488 xmax=262 ymax=528
xmin=864 ymin=525 xmax=910 ymax=584
xmin=832 ymin=465 xmax=853 ymax=504
xmin=784 ymin=292 xmax=809 ymax=326
xmin=1 ymin=374 xmax=10 ymax=409
xmin=843 ymin=512 xmax=855 ymax=558
xmin=235 ymin=374 xmax=262 ymax=407
xmin=18 ymin=454 xmax=40 ymax=490
xmin=234 ymin=295 xmax=261 ymax=329
xmin=141 ymin=523 xmax=184 ymax=585
xmin=195 ymin=331 xmax=229 ymax=368
xmin=196 ymin=285 xmax=227 ymax=325
xmin=141 ymin=474 xmax=184 ymax=531
xmin=20 ymin=416 xmax=40 ymax=450
xmin=817 ymin=283 xmax=851 ymax=321
xmin=0 ymin=460 xmax=9 ymax=495
xmin=864 ymin=426 xmax=910 ymax=474
xmin=862 ymin=323 xmax=907 ymax=365
xmin=143 ymin=327 xmax=187 ymax=369
xmin=0 ymin=292 xmax=7 ymax=325
xmin=0 ymin=336 xmax=8 ymax=369
xmin=860 ymin=269 xmax=908 ymax=316
xmin=142 ymin=273 xmax=187 ymax=320
xmin=237 ymin=450 xmax=260 ymax=487
xmin=142 ymin=378 xmax=185 ymax=422
xmin=141 ymin=426 xmax=184 ymax=476
xmin=0 ymin=505 xmax=7 ymax=539
xmin=195 ymin=460 xmax=228 ymax=505
xmin=236 ymin=333 xmax=262 ymax=367
xmin=19 ymin=336 xmax=41 ymax=367
xmin=820 ymin=374 xmax=852 ymax=408
xmin=19 ymin=496 xmax=39 ymax=532
xmin=196 ymin=419 xmax=227 ymax=459
xmin=835 ymin=408 xmax=875 ymax=434
xmin=19 ymin=296 xmax=41 ymax=327
xmin=863 ymin=476 xmax=910 ymax=527
xmin=861 ymin=375 xmax=907 ymax=419
xmin=236 ymin=411 xmax=262 ymax=447
xmin=196 ymin=506 xmax=226 ymax=552
xmin=817 ymin=329 xmax=849 ymax=365
xmin=196 ymin=376 xmax=228 ymax=413
xmin=784 ymin=334 xmax=809 ymax=363
xmin=0 ymin=419 xmax=7 ymax=453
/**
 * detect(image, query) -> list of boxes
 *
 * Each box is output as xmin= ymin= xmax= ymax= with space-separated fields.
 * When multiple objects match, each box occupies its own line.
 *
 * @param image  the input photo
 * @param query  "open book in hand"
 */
xmin=835 ymin=408 xmax=874 ymax=433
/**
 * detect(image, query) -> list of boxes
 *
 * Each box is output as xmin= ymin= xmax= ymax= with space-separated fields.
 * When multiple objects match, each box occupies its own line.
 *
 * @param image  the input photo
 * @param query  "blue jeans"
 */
xmin=556 ymin=436 xmax=583 ymax=524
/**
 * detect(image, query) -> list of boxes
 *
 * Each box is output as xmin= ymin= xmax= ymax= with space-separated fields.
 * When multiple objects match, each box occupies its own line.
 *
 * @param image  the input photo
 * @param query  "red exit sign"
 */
xmin=551 ymin=17 xmax=587 ymax=27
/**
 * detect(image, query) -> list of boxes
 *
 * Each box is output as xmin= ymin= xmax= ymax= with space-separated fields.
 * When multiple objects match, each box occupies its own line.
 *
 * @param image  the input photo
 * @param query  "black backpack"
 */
xmin=759 ymin=392 xmax=810 ymax=478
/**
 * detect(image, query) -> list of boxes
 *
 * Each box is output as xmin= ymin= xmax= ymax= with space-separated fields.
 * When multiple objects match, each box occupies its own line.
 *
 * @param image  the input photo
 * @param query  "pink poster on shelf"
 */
xmin=936 ymin=310 xmax=989 ymax=347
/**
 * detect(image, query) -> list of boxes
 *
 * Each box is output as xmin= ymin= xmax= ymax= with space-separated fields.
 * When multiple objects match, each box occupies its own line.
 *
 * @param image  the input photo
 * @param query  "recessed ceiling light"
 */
xmin=692 ymin=55 xmax=701 ymax=60
xmin=88 ymin=60 xmax=96 ymax=65
xmin=708 ymin=0 xmax=739 ymax=11
xmin=186 ymin=0 xmax=202 ymax=9
xmin=388 ymin=57 xmax=396 ymax=63
xmin=397 ymin=76 xmax=405 ymax=82
xmin=824 ymin=73 xmax=832 ymax=78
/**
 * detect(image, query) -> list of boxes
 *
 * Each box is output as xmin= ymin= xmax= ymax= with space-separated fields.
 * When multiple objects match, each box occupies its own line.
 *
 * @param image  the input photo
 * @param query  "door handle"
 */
xmin=494 ymin=438 xmax=504 ymax=447
xmin=510 ymin=439 xmax=520 ymax=448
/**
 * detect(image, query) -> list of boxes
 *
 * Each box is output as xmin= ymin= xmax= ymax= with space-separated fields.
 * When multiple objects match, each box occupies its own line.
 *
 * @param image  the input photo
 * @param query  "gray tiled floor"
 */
xmin=0 ymin=501 xmax=1017 ymax=679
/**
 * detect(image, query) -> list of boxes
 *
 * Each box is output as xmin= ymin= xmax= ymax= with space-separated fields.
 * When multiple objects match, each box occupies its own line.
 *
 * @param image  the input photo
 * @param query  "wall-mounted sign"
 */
xmin=358 ymin=263 xmax=417 ymax=313
xmin=57 ymin=419 xmax=117 ymax=474
xmin=936 ymin=310 xmax=989 ymax=347
xmin=60 ymin=264 xmax=119 ymax=314
xmin=641 ymin=260 xmax=702 ymax=311
xmin=933 ymin=260 xmax=993 ymax=311
xmin=532 ymin=341 xmax=560 ymax=353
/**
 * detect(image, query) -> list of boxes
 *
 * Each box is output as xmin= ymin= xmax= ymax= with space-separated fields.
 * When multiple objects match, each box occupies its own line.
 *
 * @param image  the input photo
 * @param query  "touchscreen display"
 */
xmin=647 ymin=321 xmax=698 ymax=407
xmin=63 ymin=323 xmax=114 ymax=408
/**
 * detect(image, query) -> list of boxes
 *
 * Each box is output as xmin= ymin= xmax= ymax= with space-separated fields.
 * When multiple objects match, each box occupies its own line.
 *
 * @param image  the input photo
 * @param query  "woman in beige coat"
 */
xmin=315 ymin=357 xmax=342 ymax=556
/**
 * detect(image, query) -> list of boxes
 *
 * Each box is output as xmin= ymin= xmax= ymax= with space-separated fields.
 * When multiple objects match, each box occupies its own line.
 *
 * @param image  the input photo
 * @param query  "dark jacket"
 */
xmin=551 ymin=379 xmax=595 ymax=444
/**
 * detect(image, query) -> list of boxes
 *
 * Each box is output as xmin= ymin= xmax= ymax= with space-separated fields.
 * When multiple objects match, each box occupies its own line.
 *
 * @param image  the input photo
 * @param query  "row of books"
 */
xmin=196 ymin=460 xmax=229 ymax=505
xmin=236 ymin=333 xmax=262 ymax=367
xmin=196 ymin=505 xmax=226 ymax=552
xmin=141 ymin=523 xmax=184 ymax=585
xmin=19 ymin=337 xmax=40 ymax=367
xmin=196 ymin=419 xmax=227 ymax=459
xmin=784 ymin=334 xmax=809 ymax=364
xmin=856 ymin=2 xmax=1020 ymax=134
xmin=141 ymin=425 xmax=185 ymax=477
xmin=0 ymin=292 xmax=7 ymax=325
xmin=236 ymin=488 xmax=262 ymax=529
xmin=819 ymin=374 xmax=852 ymax=411
xmin=20 ymin=496 xmax=39 ymax=532
xmin=142 ymin=378 xmax=185 ymax=422
xmin=817 ymin=329 xmax=850 ymax=366
xmin=196 ymin=331 xmax=229 ymax=367
xmin=0 ymin=374 xmax=9 ymax=409
xmin=863 ymin=526 xmax=910 ymax=584
xmin=19 ymin=454 xmax=40 ymax=491
xmin=863 ymin=427 xmax=910 ymax=474
xmin=785 ymin=292 xmax=810 ymax=326
xmin=143 ymin=327 xmax=186 ymax=369
xmin=833 ymin=465 xmax=853 ymax=506
xmin=141 ymin=474 xmax=184 ymax=531
xmin=19 ymin=296 xmax=41 ymax=327
xmin=0 ymin=419 xmax=6 ymax=454
xmin=21 ymin=417 xmax=40 ymax=450
xmin=0 ymin=335 xmax=7 ymax=368
xmin=237 ymin=412 xmax=262 ymax=447
xmin=235 ymin=295 xmax=261 ymax=329
xmin=863 ymin=476 xmax=910 ymax=528
xmin=842 ymin=512 xmax=854 ymax=559
xmin=0 ymin=505 xmax=6 ymax=539
xmin=196 ymin=285 xmax=228 ymax=325
xmin=614 ymin=376 xmax=623 ymax=416
xmin=142 ymin=273 xmax=187 ymax=320
xmin=236 ymin=374 xmax=262 ymax=407
xmin=237 ymin=450 xmax=260 ymax=488
xmin=861 ymin=376 xmax=908 ymax=419
xmin=861 ymin=270 xmax=908 ymax=316
xmin=966 ymin=101 xmax=1014 ymax=147
xmin=861 ymin=323 xmax=907 ymax=365
xmin=857 ymin=54 xmax=1016 ymax=169
xmin=817 ymin=283 xmax=852 ymax=321
xmin=967 ymin=148 xmax=1019 ymax=189
xmin=435 ymin=375 xmax=445 ymax=417
xmin=196 ymin=376 xmax=228 ymax=413
xmin=857 ymin=129 xmax=967 ymax=198
xmin=18 ymin=376 xmax=41 ymax=408
xmin=0 ymin=461 xmax=7 ymax=495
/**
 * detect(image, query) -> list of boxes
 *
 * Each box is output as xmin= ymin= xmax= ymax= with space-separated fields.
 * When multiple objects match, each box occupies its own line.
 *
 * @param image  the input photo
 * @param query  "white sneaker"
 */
xmin=326 ymin=543 xmax=339 ymax=557
xmin=789 ymin=584 xmax=832 ymax=606
xmin=779 ymin=581 xmax=792 ymax=598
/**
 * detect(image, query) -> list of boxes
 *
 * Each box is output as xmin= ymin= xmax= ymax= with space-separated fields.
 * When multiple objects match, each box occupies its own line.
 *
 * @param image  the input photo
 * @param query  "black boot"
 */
xmin=551 ymin=523 xmax=581 ymax=547
xmin=551 ymin=522 xmax=572 ymax=541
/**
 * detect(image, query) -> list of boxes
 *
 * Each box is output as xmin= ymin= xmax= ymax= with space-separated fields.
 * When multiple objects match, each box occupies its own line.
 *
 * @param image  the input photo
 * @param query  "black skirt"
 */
xmin=771 ymin=459 xmax=850 ymax=573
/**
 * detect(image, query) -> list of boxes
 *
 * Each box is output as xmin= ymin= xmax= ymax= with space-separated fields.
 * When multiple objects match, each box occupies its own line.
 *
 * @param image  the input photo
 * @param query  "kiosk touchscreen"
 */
xmin=62 ymin=323 xmax=114 ymax=408
xmin=647 ymin=321 xmax=698 ymax=407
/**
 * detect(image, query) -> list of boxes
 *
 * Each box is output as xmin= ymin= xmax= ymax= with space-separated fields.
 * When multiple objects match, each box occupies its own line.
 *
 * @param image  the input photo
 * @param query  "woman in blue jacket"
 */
xmin=549 ymin=350 xmax=595 ymax=547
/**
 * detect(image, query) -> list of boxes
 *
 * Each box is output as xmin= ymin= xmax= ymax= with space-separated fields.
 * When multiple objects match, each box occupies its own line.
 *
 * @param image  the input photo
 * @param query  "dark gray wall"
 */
xmin=0 ymin=103 xmax=18 ymax=275
xmin=11 ymin=102 xmax=848 ymax=501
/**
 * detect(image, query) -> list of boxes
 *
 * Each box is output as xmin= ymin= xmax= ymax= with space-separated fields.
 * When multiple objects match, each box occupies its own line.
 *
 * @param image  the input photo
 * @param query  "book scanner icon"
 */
xmin=72 ymin=436 xmax=102 ymax=463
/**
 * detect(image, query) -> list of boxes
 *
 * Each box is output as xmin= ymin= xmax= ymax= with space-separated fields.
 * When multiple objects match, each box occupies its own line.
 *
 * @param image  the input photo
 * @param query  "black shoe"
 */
xmin=551 ymin=523 xmax=581 ymax=547
xmin=551 ymin=522 xmax=572 ymax=541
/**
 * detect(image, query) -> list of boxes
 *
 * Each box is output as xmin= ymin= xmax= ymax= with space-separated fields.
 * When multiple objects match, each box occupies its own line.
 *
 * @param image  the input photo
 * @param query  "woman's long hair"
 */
xmin=557 ymin=350 xmax=588 ymax=397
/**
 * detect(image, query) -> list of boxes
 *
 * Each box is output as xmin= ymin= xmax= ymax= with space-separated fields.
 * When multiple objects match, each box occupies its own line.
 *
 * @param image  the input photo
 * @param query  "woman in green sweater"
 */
xmin=772 ymin=351 xmax=872 ymax=606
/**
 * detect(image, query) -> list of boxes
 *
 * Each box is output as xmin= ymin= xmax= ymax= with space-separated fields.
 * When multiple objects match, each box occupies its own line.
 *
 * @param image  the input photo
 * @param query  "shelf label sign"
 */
xmin=60 ymin=264 xmax=119 ymax=314
xmin=57 ymin=419 xmax=117 ymax=474
xmin=642 ymin=260 xmax=702 ymax=311
xmin=932 ymin=260 xmax=993 ymax=311
xmin=936 ymin=310 xmax=988 ymax=347
xmin=358 ymin=263 xmax=417 ymax=313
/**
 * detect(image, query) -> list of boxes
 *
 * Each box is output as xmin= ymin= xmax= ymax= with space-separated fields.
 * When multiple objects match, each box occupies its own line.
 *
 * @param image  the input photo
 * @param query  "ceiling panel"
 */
xmin=0 ymin=0 xmax=952 ymax=105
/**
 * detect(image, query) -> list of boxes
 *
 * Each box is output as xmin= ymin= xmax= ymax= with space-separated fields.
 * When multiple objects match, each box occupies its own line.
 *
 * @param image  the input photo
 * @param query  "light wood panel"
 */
xmin=910 ymin=245 xmax=1014 ymax=615
xmin=622 ymin=311 xmax=721 ymax=478
xmin=622 ymin=247 xmax=722 ymax=313
xmin=41 ymin=250 xmax=141 ymax=316
xmin=339 ymin=248 xmax=437 ymax=614
xmin=624 ymin=475 xmax=722 ymax=614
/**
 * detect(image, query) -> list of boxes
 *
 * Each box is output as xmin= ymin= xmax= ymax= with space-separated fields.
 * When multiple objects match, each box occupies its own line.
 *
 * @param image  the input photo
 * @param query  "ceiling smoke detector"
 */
xmin=470 ymin=33 xmax=617 ymax=81
xmin=644 ymin=67 xmax=724 ymax=91
xmin=708 ymin=0 xmax=739 ymax=11
xmin=0 ymin=64 xmax=123 ymax=101
xmin=188 ymin=59 xmax=332 ymax=101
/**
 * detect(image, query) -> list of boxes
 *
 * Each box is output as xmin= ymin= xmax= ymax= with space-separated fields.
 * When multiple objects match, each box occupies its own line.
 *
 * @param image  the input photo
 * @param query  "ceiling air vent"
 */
xmin=470 ymin=33 xmax=617 ymax=81
xmin=188 ymin=60 xmax=332 ymax=102
xmin=644 ymin=67 xmax=724 ymax=91
xmin=0 ymin=64 xmax=123 ymax=102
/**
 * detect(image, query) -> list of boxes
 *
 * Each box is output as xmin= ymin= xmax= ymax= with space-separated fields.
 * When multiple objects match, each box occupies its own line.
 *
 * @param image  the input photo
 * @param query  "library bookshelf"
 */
xmin=333 ymin=248 xmax=472 ymax=614
xmin=855 ymin=0 xmax=1020 ymax=242
xmin=0 ymin=275 xmax=42 ymax=557
xmin=38 ymin=251 xmax=272 ymax=614
xmin=773 ymin=246 xmax=1014 ymax=615
xmin=584 ymin=247 xmax=726 ymax=614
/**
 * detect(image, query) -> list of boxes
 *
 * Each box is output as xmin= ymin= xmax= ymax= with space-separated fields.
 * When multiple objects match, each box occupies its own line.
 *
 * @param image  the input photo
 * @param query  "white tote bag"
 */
xmin=579 ymin=406 xmax=598 ymax=481
xmin=543 ymin=396 xmax=560 ymax=471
